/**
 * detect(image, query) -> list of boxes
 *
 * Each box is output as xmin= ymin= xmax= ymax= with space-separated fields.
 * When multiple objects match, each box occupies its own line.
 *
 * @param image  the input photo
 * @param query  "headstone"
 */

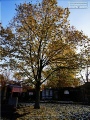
xmin=64 ymin=90 xmax=69 ymax=95
xmin=8 ymin=96 xmax=18 ymax=108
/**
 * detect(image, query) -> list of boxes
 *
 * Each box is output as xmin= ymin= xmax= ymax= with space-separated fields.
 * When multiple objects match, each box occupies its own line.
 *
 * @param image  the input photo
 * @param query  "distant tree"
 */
xmin=0 ymin=71 xmax=13 ymax=87
xmin=0 ymin=74 xmax=6 ymax=87
xmin=0 ymin=0 xmax=88 ymax=108
xmin=0 ymin=73 xmax=11 ymax=102
xmin=78 ymin=37 xmax=90 ymax=83
xmin=45 ymin=69 xmax=80 ymax=88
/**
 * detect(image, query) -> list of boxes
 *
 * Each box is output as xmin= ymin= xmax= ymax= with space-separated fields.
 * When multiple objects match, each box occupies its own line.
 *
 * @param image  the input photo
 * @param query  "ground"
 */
xmin=1 ymin=103 xmax=90 ymax=120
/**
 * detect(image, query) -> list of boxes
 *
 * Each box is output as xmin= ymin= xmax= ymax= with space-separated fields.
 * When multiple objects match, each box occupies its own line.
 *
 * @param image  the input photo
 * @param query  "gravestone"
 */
xmin=8 ymin=95 xmax=18 ymax=108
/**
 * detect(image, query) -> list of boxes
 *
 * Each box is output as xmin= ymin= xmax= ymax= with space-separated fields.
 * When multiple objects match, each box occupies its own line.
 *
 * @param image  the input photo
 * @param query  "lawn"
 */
xmin=1 ymin=103 xmax=90 ymax=120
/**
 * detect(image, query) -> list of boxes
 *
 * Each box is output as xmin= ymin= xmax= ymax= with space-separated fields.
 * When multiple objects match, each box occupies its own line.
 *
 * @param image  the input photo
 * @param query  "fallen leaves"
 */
xmin=15 ymin=103 xmax=90 ymax=120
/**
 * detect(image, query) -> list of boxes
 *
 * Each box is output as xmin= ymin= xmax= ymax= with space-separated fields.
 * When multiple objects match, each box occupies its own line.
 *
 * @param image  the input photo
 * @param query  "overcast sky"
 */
xmin=0 ymin=0 xmax=90 ymax=38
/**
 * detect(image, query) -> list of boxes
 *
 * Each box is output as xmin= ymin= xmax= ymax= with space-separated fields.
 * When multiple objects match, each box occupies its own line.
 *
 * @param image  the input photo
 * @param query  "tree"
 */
xmin=13 ymin=72 xmax=22 ymax=81
xmin=0 ymin=0 xmax=88 ymax=108
xmin=45 ymin=69 xmax=80 ymax=88
xmin=0 ymin=74 xmax=6 ymax=87
xmin=0 ymin=73 xmax=12 ymax=102
xmin=78 ymin=39 xmax=90 ymax=83
xmin=43 ymin=45 xmax=81 ymax=88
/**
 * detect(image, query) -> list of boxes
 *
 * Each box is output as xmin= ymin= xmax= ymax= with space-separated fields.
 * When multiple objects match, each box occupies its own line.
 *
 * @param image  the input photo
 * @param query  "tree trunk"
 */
xmin=34 ymin=82 xmax=40 ymax=109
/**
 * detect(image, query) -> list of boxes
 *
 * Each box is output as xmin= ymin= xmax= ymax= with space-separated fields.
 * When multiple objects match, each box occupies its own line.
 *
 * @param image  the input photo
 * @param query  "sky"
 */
xmin=0 ymin=0 xmax=90 ymax=38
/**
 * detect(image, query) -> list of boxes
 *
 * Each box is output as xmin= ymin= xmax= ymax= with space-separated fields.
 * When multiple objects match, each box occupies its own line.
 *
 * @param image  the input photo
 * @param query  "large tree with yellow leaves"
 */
xmin=0 ymin=0 xmax=88 ymax=108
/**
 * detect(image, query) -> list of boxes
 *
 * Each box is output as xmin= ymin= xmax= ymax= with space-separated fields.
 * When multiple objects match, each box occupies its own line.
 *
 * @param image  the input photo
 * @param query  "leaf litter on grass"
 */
xmin=15 ymin=103 xmax=90 ymax=120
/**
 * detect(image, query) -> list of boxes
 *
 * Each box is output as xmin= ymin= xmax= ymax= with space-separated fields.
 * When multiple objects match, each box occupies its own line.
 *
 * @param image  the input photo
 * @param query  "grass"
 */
xmin=1 ymin=103 xmax=90 ymax=120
